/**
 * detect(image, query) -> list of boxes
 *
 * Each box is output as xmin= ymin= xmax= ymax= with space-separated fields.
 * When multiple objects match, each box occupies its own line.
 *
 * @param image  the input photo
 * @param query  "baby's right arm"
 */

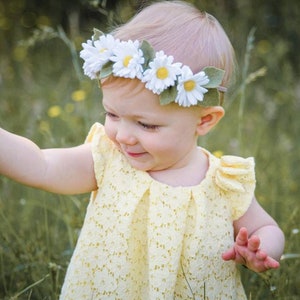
xmin=0 ymin=128 xmax=97 ymax=195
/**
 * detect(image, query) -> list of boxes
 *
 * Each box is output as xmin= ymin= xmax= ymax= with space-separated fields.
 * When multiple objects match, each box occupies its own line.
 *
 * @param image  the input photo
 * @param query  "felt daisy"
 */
xmin=110 ymin=40 xmax=145 ymax=79
xmin=142 ymin=51 xmax=182 ymax=94
xmin=80 ymin=34 xmax=118 ymax=79
xmin=80 ymin=32 xmax=226 ymax=107
xmin=175 ymin=66 xmax=209 ymax=107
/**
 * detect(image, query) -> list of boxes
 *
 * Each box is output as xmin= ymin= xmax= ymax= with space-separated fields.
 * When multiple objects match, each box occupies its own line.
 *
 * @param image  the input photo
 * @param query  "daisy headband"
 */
xmin=80 ymin=29 xmax=227 ymax=107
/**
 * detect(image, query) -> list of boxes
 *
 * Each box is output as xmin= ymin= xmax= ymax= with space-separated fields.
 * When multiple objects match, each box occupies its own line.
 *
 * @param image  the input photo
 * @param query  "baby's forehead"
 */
xmin=102 ymin=77 xmax=152 ymax=97
xmin=102 ymin=79 xmax=201 ymax=120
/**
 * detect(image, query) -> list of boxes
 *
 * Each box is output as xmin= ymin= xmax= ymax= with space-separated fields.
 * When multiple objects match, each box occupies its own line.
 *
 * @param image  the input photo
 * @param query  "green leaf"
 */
xmin=197 ymin=89 xmax=220 ymax=107
xmin=92 ymin=28 xmax=104 ymax=41
xmin=159 ymin=86 xmax=177 ymax=105
xmin=202 ymin=67 xmax=225 ymax=88
xmin=99 ymin=61 xmax=113 ymax=79
xmin=140 ymin=40 xmax=155 ymax=69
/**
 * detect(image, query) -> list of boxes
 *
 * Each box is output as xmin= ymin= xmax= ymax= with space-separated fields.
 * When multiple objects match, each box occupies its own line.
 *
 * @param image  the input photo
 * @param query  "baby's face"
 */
xmin=102 ymin=79 xmax=201 ymax=172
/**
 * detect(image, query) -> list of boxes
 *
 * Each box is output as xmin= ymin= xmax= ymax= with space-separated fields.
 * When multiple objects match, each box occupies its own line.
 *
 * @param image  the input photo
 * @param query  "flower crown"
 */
xmin=80 ymin=29 xmax=226 ymax=107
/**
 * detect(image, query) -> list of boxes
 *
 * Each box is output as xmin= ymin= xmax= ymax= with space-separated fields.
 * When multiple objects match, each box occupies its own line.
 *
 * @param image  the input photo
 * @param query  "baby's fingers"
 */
xmin=248 ymin=235 xmax=261 ymax=252
xmin=255 ymin=249 xmax=267 ymax=261
xmin=264 ymin=255 xmax=280 ymax=270
xmin=235 ymin=227 xmax=248 ymax=246
xmin=252 ymin=246 xmax=280 ymax=270
xmin=222 ymin=247 xmax=236 ymax=261
xmin=245 ymin=250 xmax=280 ymax=272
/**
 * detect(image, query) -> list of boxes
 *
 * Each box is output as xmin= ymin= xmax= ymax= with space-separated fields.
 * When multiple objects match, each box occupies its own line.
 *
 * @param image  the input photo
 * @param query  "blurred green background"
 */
xmin=0 ymin=0 xmax=299 ymax=299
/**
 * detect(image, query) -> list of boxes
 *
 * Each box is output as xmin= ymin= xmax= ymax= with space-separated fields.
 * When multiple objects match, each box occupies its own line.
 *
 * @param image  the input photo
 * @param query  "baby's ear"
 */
xmin=196 ymin=106 xmax=225 ymax=136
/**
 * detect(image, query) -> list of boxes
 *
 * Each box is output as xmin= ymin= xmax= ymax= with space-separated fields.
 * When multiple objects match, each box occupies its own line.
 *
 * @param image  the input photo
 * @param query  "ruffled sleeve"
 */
xmin=215 ymin=155 xmax=256 ymax=220
xmin=85 ymin=122 xmax=115 ymax=188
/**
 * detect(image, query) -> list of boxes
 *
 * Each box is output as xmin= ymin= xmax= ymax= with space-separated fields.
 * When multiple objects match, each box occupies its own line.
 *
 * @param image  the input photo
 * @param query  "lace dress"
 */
xmin=60 ymin=123 xmax=256 ymax=299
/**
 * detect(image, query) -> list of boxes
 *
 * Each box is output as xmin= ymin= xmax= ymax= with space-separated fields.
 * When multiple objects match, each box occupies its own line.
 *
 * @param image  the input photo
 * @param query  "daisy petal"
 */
xmin=175 ymin=66 xmax=209 ymax=107
xmin=110 ymin=40 xmax=145 ymax=79
xmin=142 ymin=51 xmax=182 ymax=94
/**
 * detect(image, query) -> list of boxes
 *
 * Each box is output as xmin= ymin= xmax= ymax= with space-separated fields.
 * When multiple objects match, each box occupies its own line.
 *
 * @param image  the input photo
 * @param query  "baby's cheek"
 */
xmin=104 ymin=125 xmax=121 ymax=151
xmin=104 ymin=122 xmax=114 ymax=140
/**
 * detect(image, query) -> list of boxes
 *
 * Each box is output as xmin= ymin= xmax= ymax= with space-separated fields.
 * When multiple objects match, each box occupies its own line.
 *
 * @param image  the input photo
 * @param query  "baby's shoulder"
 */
xmin=204 ymin=150 xmax=256 ymax=220
xmin=209 ymin=152 xmax=256 ymax=193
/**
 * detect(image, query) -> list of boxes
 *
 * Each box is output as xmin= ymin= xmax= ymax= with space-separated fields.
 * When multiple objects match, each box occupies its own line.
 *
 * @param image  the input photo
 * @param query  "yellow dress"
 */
xmin=60 ymin=123 xmax=256 ymax=300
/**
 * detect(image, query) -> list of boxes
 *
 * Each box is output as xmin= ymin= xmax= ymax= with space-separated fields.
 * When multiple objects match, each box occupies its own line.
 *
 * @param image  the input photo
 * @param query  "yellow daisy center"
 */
xmin=156 ymin=67 xmax=169 ymax=79
xmin=123 ymin=55 xmax=132 ymax=67
xmin=184 ymin=80 xmax=196 ymax=92
xmin=99 ymin=48 xmax=107 ymax=53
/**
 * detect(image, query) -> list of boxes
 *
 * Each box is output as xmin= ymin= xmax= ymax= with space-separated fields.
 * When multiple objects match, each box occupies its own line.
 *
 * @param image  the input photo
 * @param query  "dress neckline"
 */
xmin=135 ymin=147 xmax=217 ymax=190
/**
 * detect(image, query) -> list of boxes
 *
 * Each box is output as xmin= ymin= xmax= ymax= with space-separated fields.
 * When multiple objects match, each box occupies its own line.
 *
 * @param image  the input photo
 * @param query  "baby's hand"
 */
xmin=222 ymin=227 xmax=280 ymax=272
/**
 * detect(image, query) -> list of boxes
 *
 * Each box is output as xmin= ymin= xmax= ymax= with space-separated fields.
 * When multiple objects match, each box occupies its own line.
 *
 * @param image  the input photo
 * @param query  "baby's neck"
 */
xmin=148 ymin=148 xmax=209 ymax=187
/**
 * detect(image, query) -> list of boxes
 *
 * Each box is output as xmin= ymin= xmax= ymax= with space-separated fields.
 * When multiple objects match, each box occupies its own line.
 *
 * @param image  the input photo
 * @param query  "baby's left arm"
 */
xmin=222 ymin=197 xmax=285 ymax=272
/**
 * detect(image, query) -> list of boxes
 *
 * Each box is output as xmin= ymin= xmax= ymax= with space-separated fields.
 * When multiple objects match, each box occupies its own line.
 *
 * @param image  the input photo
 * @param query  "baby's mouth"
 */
xmin=125 ymin=151 xmax=147 ymax=158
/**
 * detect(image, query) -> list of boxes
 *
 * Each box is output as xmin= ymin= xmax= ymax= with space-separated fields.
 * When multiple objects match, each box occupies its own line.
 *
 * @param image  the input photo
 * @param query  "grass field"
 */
xmin=0 ymin=20 xmax=299 ymax=300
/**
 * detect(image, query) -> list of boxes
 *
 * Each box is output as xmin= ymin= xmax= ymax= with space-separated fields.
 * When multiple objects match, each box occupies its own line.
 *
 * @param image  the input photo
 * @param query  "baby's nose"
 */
xmin=116 ymin=122 xmax=137 ymax=145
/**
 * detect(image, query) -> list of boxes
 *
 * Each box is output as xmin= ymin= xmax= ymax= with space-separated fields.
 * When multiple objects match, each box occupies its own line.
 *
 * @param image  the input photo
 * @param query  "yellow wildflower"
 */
xmin=48 ymin=105 xmax=62 ymax=118
xmin=71 ymin=89 xmax=86 ymax=102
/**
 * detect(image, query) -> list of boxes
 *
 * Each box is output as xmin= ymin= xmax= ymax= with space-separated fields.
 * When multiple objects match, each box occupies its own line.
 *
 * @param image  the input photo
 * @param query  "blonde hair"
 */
xmin=112 ymin=1 xmax=235 ymax=87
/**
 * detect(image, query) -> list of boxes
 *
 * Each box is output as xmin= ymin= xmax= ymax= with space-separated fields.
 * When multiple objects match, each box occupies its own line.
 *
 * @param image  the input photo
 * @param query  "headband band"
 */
xmin=80 ymin=29 xmax=226 ymax=107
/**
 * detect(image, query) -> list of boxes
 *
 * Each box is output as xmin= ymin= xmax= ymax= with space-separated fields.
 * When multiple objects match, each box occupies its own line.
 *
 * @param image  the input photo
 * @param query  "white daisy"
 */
xmin=175 ymin=66 xmax=209 ymax=107
xmin=110 ymin=40 xmax=145 ymax=79
xmin=80 ymin=34 xmax=118 ymax=79
xmin=142 ymin=51 xmax=182 ymax=94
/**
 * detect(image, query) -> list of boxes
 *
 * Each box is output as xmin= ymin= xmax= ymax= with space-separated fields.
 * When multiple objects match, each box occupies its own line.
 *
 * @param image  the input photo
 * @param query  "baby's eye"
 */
xmin=138 ymin=121 xmax=159 ymax=131
xmin=105 ymin=112 xmax=118 ymax=119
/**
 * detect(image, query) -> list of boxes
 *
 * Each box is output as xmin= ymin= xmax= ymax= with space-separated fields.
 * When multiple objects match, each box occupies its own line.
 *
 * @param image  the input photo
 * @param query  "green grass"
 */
xmin=0 ymin=25 xmax=299 ymax=299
